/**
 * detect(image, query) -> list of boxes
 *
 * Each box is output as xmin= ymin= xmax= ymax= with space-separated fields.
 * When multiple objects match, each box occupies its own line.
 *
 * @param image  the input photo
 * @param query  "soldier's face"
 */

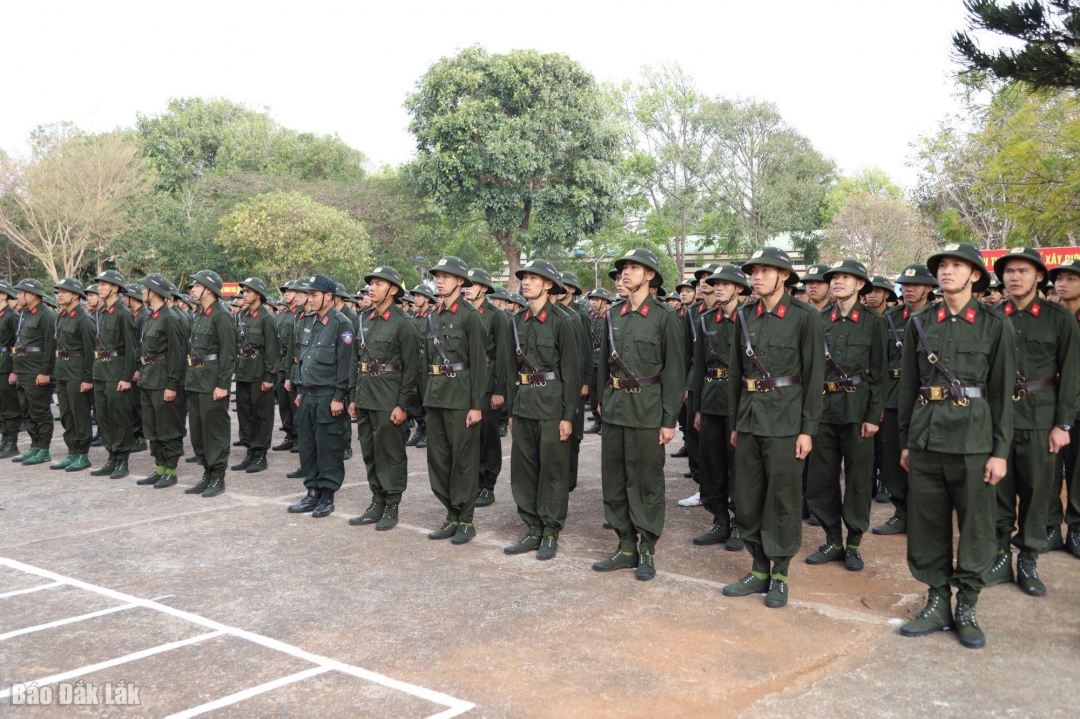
xmin=713 ymin=281 xmax=740 ymax=305
xmin=191 ymin=284 xmax=206 ymax=302
xmin=307 ymin=290 xmax=329 ymax=312
xmin=751 ymin=266 xmax=784 ymax=295
xmin=242 ymin=288 xmax=260 ymax=304
xmin=464 ymin=284 xmax=484 ymax=302
xmin=590 ymin=297 xmax=602 ymax=312
xmin=901 ymin=284 xmax=930 ymax=306
xmin=283 ymin=290 xmax=295 ymax=304
xmin=679 ymin=287 xmax=695 ymax=304
xmin=368 ymin=278 xmax=394 ymax=305
xmin=16 ymin=290 xmax=32 ymax=308
xmin=57 ymin=290 xmax=77 ymax=307
xmin=86 ymin=294 xmax=99 ymax=310
xmin=433 ymin=272 xmax=464 ymax=298
xmin=292 ymin=292 xmax=307 ymax=308
xmin=804 ymin=280 xmax=829 ymax=303
xmin=619 ymin=262 xmax=652 ymax=293
xmin=520 ymin=272 xmax=551 ymax=301
xmin=1003 ymin=259 xmax=1043 ymax=299
xmin=1055 ymin=272 xmax=1080 ymax=302
xmin=937 ymin=258 xmax=979 ymax=293
xmin=864 ymin=288 xmax=887 ymax=308
xmin=412 ymin=296 xmax=428 ymax=313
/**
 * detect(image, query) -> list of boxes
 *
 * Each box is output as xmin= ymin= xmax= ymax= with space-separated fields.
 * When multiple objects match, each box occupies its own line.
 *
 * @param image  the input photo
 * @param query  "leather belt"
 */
xmin=609 ymin=375 xmax=661 ymax=391
xmin=430 ymin=362 xmax=469 ymax=376
xmin=56 ymin=349 xmax=83 ymax=359
xmin=95 ymin=349 xmax=124 ymax=359
xmin=824 ymin=373 xmax=865 ymax=393
xmin=742 ymin=375 xmax=801 ymax=393
xmin=1013 ymin=376 xmax=1057 ymax=402
xmin=141 ymin=352 xmax=167 ymax=365
xmin=705 ymin=367 xmax=728 ymax=381
xmin=889 ymin=368 xmax=902 ymax=379
xmin=13 ymin=346 xmax=44 ymax=355
xmin=238 ymin=347 xmax=263 ymax=357
xmin=918 ymin=385 xmax=986 ymax=404
xmin=519 ymin=371 xmax=558 ymax=386
xmin=188 ymin=353 xmax=218 ymax=367
xmin=358 ymin=362 xmax=401 ymax=374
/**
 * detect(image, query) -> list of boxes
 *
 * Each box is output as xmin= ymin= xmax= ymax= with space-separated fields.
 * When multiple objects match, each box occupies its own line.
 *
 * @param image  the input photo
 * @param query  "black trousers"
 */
xmin=296 ymin=392 xmax=346 ymax=490
xmin=478 ymin=399 xmax=502 ymax=491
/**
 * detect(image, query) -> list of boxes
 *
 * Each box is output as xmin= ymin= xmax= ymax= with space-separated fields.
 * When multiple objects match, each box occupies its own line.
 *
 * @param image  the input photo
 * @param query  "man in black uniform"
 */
xmin=50 ymin=278 xmax=96 ymax=472
xmin=276 ymin=280 xmax=307 ymax=453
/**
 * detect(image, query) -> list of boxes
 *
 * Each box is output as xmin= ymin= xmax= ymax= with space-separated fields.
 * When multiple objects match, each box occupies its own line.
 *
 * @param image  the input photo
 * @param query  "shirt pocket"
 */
xmin=532 ymin=334 xmax=558 ymax=369
xmin=1023 ymin=330 xmax=1057 ymax=376
xmin=243 ymin=324 xmax=264 ymax=347
xmin=632 ymin=334 xmax=661 ymax=368
xmin=956 ymin=344 xmax=990 ymax=384
xmin=316 ymin=345 xmax=336 ymax=365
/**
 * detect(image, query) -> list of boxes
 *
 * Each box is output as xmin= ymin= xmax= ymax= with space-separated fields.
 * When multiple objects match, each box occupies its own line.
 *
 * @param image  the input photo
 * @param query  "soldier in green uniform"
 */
xmin=865 ymin=275 xmax=895 ymax=504
xmin=423 ymin=257 xmax=489 ymax=544
xmin=334 ymin=282 xmax=358 ymax=461
xmin=0 ymin=281 xmax=23 ymax=459
xmin=1050 ymin=258 xmax=1080 ymax=558
xmin=898 ymin=242 xmax=1014 ymax=649
xmin=553 ymin=272 xmax=594 ymax=493
xmin=722 ymin=247 xmax=825 ymax=608
xmin=284 ymin=280 xmax=312 ymax=477
xmin=89 ymin=270 xmax=137 ymax=479
xmin=132 ymin=274 xmax=186 ymax=488
xmin=49 ymin=278 xmax=96 ymax=472
xmin=347 ymin=266 xmax=421 ymax=530
xmin=463 ymin=267 xmax=512 ymax=507
xmin=801 ymin=263 xmax=833 ymax=312
xmin=230 ymin=277 xmax=280 ymax=474
xmin=982 ymin=247 xmax=1079 ymax=595
xmin=585 ymin=288 xmax=613 ymax=435
xmin=407 ymin=283 xmax=435 ymax=448
xmin=275 ymin=280 xmax=305 ymax=453
xmin=124 ymin=284 xmax=149 ymax=453
xmin=689 ymin=265 xmax=751 ymax=549
xmin=182 ymin=270 xmax=237 ymax=498
xmin=873 ymin=263 xmax=937 ymax=536
xmin=286 ymin=275 xmax=353 ymax=518
xmin=8 ymin=279 xmax=57 ymax=465
xmin=592 ymin=249 xmax=684 ymax=581
xmin=804 ymin=259 xmax=887 ymax=571
xmin=503 ymin=259 xmax=582 ymax=559
xmin=168 ymin=288 xmax=192 ymax=442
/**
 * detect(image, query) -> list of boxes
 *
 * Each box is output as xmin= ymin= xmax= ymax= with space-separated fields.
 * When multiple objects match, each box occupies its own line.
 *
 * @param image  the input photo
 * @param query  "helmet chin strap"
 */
xmin=942 ymin=274 xmax=971 ymax=296
xmin=758 ymin=275 xmax=783 ymax=300
xmin=1011 ymin=281 xmax=1036 ymax=303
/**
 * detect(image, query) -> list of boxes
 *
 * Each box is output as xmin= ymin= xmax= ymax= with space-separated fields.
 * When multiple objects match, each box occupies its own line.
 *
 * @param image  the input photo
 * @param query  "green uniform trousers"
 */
xmin=235 ymin=381 xmax=275 ymax=454
xmin=132 ymin=379 xmax=143 ymax=439
xmin=908 ymin=449 xmax=996 ymax=600
xmin=276 ymin=378 xmax=296 ymax=442
xmin=510 ymin=416 xmax=570 ymax=536
xmin=567 ymin=396 xmax=585 ymax=491
xmin=601 ymin=423 xmax=665 ymax=549
xmin=94 ymin=381 xmax=134 ymax=457
xmin=356 ymin=408 xmax=408 ymax=503
xmin=188 ymin=390 xmax=231 ymax=477
xmin=996 ymin=428 xmax=1054 ymax=554
xmin=478 ymin=400 xmax=503 ymax=491
xmin=141 ymin=387 xmax=184 ymax=470
xmin=16 ymin=375 xmax=53 ymax=449
xmin=427 ymin=407 xmax=480 ymax=523
xmin=807 ymin=422 xmax=875 ymax=548
xmin=0 ymin=377 xmax=21 ymax=443
xmin=699 ymin=413 xmax=734 ymax=524
xmin=296 ymin=392 xmax=346 ymax=490
xmin=1050 ymin=425 xmax=1080 ymax=532
xmin=881 ymin=409 xmax=908 ymax=519
xmin=57 ymin=379 xmax=92 ymax=454
xmin=686 ymin=396 xmax=700 ymax=481
xmin=733 ymin=433 xmax=803 ymax=578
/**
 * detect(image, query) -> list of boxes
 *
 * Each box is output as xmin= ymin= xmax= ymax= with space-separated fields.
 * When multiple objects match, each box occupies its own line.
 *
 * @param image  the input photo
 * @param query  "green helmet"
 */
xmin=613 ymin=248 xmax=664 ymax=288
xmin=675 ymin=279 xmax=696 ymax=292
xmin=656 ymin=286 xmax=669 ymax=300
xmin=138 ymin=273 xmax=175 ymax=300
xmin=987 ymin=274 xmax=1004 ymax=290
xmin=587 ymin=287 xmax=615 ymax=303
xmin=93 ymin=269 xmax=126 ymax=289
xmin=428 ymin=256 xmax=473 ymax=287
xmin=801 ymin=263 xmax=831 ymax=284
xmin=0 ymin=280 xmax=17 ymax=299
xmin=693 ymin=263 xmax=722 ymax=282
xmin=608 ymin=267 xmax=620 ymax=282
xmin=742 ymin=247 xmax=799 ymax=286
xmin=926 ymin=242 xmax=989 ymax=293
xmin=85 ymin=283 xmax=100 ymax=296
xmin=559 ymin=271 xmax=583 ymax=295
xmin=705 ymin=264 xmax=751 ymax=295
xmin=239 ymin=276 xmax=270 ymax=300
xmin=515 ymin=259 xmax=562 ymax=289
xmin=365 ymin=266 xmax=407 ymax=295
xmin=870 ymin=275 xmax=896 ymax=294
xmin=290 ymin=278 xmax=309 ymax=294
xmin=490 ymin=285 xmax=512 ymax=301
xmin=13 ymin=278 xmax=49 ymax=298
xmin=1049 ymin=257 xmax=1080 ymax=285
xmin=994 ymin=246 xmax=1049 ymax=286
xmin=822 ymin=258 xmax=873 ymax=296
xmin=189 ymin=269 xmax=224 ymax=297
xmin=333 ymin=282 xmax=352 ymax=300
xmin=511 ymin=293 xmax=528 ymax=308
xmin=410 ymin=283 xmax=436 ymax=301
xmin=124 ymin=283 xmax=144 ymax=301
xmin=895 ymin=263 xmax=937 ymax=287
xmin=42 ymin=294 xmax=59 ymax=309
xmin=54 ymin=277 xmax=88 ymax=299
xmin=466 ymin=267 xmax=495 ymax=291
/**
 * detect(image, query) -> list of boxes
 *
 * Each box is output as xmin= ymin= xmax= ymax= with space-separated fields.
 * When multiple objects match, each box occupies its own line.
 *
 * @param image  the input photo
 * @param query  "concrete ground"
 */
xmin=1 ymin=411 xmax=1078 ymax=718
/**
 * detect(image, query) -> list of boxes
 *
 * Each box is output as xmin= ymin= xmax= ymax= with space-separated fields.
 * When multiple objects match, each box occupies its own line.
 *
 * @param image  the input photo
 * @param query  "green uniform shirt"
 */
xmin=0 ymin=305 xmax=17 ymax=374
xmin=476 ymin=298 xmax=513 ymax=397
xmin=506 ymin=300 xmax=582 ymax=422
xmin=898 ymin=298 xmax=1015 ymax=458
xmin=423 ymin=297 xmax=489 ymax=411
xmin=12 ymin=303 xmax=57 ymax=376
xmin=185 ymin=300 xmax=237 ymax=393
xmin=597 ymin=294 xmax=685 ymax=430
xmin=92 ymin=300 xmax=137 ymax=383
xmin=589 ymin=313 xmax=604 ymax=368
xmin=727 ymin=295 xmax=825 ymax=437
xmin=296 ymin=308 xmax=352 ymax=401
xmin=570 ymin=302 xmax=595 ymax=386
xmin=819 ymin=303 xmax=888 ymax=425
xmin=413 ymin=307 xmax=431 ymax=397
xmin=235 ymin=305 xmax=280 ymax=384
xmin=882 ymin=304 xmax=916 ymax=410
xmin=138 ymin=305 xmax=185 ymax=392
xmin=349 ymin=302 xmax=422 ymax=412
xmin=132 ymin=306 xmax=147 ymax=357
xmin=690 ymin=304 xmax=738 ymax=416
xmin=1001 ymin=297 xmax=1080 ymax=430
xmin=54 ymin=305 xmax=96 ymax=383
xmin=275 ymin=306 xmax=298 ymax=379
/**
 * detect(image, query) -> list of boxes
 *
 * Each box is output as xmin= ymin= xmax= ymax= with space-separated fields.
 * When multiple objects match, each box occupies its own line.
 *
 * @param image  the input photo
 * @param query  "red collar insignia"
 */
xmin=756 ymin=303 xmax=763 ymax=317
xmin=30 ymin=306 xmax=37 ymax=315
xmin=679 ymin=308 xmax=685 ymax=317
xmin=108 ymin=306 xmax=115 ymax=315
xmin=205 ymin=307 xmax=212 ymax=316
xmin=0 ymin=310 xmax=4 ymax=317
xmin=903 ymin=307 xmax=909 ymax=320
xmin=640 ymin=303 xmax=650 ymax=317
xmin=620 ymin=304 xmax=629 ymax=316
xmin=321 ymin=316 xmax=328 ymax=325
xmin=369 ymin=310 xmax=377 ymax=321
xmin=538 ymin=310 xmax=547 ymax=323
xmin=382 ymin=310 xmax=391 ymax=321
xmin=1030 ymin=302 xmax=1041 ymax=317
xmin=716 ymin=310 xmax=723 ymax=323
xmin=1004 ymin=302 xmax=1014 ymax=316
xmin=776 ymin=304 xmax=786 ymax=319
xmin=152 ymin=311 xmax=159 ymax=320
xmin=830 ymin=310 xmax=838 ymax=323
xmin=964 ymin=308 xmax=977 ymax=324
xmin=851 ymin=309 xmax=860 ymax=322
xmin=69 ymin=310 xmax=76 ymax=318
xmin=478 ymin=306 xmax=484 ymax=314
xmin=450 ymin=302 xmax=459 ymax=314
xmin=251 ymin=311 xmax=258 ymax=319
xmin=937 ymin=307 xmax=946 ymax=322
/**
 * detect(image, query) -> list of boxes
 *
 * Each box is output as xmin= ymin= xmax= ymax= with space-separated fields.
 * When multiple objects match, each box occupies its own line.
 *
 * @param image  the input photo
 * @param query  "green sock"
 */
xmin=155 ymin=465 xmax=165 ymax=474
xmin=164 ymin=468 xmax=176 ymax=476
xmin=771 ymin=573 xmax=789 ymax=582
xmin=752 ymin=570 xmax=769 ymax=580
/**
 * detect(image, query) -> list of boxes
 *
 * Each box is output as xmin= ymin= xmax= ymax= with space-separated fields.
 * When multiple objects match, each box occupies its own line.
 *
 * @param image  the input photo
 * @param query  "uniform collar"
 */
xmin=829 ymin=304 xmax=862 ymax=323
xmin=524 ymin=301 xmax=554 ymax=323
xmin=755 ymin=295 xmax=789 ymax=319
xmin=619 ymin=295 xmax=655 ymax=317
xmin=438 ymin=298 xmax=460 ymax=314
xmin=368 ymin=305 xmax=394 ymax=321
xmin=1003 ymin=298 xmax=1042 ymax=318
xmin=936 ymin=298 xmax=979 ymax=324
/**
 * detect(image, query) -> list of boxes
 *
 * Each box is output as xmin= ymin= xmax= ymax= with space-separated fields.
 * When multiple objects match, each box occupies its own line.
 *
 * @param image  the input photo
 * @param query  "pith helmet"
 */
xmin=927 ymin=243 xmax=989 ymax=293
xmin=428 ymin=256 xmax=473 ymax=287
xmin=742 ymin=247 xmax=799 ymax=286
xmin=613 ymin=248 xmax=664 ymax=288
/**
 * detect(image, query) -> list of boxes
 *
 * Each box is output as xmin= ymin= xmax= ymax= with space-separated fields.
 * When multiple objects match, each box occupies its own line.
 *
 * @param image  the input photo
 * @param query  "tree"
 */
xmin=405 ymin=46 xmax=621 ymax=291
xmin=216 ymin=191 xmax=372 ymax=291
xmin=955 ymin=1 xmax=1080 ymax=90
xmin=820 ymin=194 xmax=935 ymax=276
xmin=0 ymin=127 xmax=150 ymax=282
xmin=823 ymin=167 xmax=905 ymax=223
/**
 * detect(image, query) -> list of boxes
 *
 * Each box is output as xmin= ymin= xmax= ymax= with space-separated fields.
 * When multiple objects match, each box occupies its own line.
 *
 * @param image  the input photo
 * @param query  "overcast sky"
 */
xmin=2 ymin=0 xmax=974 ymax=187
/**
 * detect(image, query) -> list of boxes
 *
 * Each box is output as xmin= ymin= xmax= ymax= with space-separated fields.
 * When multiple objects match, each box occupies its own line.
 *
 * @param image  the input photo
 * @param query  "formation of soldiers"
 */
xmin=4 ymin=241 xmax=1078 ymax=652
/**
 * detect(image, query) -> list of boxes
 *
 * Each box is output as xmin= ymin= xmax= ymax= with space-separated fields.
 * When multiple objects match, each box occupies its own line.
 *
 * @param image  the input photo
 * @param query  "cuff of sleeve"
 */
xmin=333 ymin=391 xmax=346 ymax=402
xmin=561 ymin=409 xmax=576 ymax=423
xmin=992 ymin=443 xmax=1009 ymax=460
xmin=166 ymin=382 xmax=179 ymax=392
xmin=800 ymin=422 xmax=819 ymax=436
xmin=215 ymin=382 xmax=229 ymax=391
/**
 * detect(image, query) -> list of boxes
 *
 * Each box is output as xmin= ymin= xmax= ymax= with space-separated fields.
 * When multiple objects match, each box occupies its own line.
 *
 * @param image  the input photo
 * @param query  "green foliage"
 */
xmin=216 ymin=191 xmax=372 ymax=290
xmin=823 ymin=167 xmax=905 ymax=223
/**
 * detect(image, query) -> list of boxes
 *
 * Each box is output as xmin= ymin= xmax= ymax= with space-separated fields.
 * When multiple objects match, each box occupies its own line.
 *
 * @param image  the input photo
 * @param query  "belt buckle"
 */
xmin=716 ymin=369 xmax=727 ymax=379
xmin=929 ymin=386 xmax=946 ymax=401
xmin=519 ymin=372 xmax=531 ymax=386
xmin=611 ymin=377 xmax=622 ymax=390
xmin=431 ymin=364 xmax=442 ymax=376
xmin=360 ymin=362 xmax=370 ymax=373
xmin=745 ymin=378 xmax=758 ymax=392
xmin=57 ymin=351 xmax=69 ymax=361
xmin=825 ymin=380 xmax=839 ymax=393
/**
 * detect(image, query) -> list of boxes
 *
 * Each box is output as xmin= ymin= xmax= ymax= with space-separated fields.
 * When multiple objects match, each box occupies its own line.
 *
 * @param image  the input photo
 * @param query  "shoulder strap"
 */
xmin=426 ymin=311 xmax=452 ymax=366
xmin=511 ymin=315 xmax=541 ymax=375
xmin=884 ymin=312 xmax=903 ymax=352
xmin=357 ymin=313 xmax=380 ymax=365
xmin=822 ymin=335 xmax=847 ymax=379
xmin=736 ymin=308 xmax=774 ymax=379
xmin=911 ymin=315 xmax=960 ymax=387
xmin=606 ymin=310 xmax=642 ymax=388
xmin=699 ymin=315 xmax=724 ymax=364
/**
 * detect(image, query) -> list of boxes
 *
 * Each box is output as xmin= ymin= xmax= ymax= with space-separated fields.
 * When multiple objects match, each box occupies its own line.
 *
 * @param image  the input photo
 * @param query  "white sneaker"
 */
xmin=678 ymin=491 xmax=701 ymax=507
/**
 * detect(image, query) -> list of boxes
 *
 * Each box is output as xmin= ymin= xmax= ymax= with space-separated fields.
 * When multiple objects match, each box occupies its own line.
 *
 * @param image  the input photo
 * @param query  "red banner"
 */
xmin=980 ymin=247 xmax=1080 ymax=271
xmin=221 ymin=282 xmax=241 ymax=297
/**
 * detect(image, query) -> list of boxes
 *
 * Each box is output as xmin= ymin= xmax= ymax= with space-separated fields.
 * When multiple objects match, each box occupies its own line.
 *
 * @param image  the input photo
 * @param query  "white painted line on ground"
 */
xmin=0 ymin=581 xmax=63 ymax=599
xmin=0 ymin=557 xmax=475 ymax=717
xmin=0 ymin=602 xmax=139 ymax=642
xmin=162 ymin=666 xmax=332 ymax=719
xmin=0 ymin=631 xmax=226 ymax=700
